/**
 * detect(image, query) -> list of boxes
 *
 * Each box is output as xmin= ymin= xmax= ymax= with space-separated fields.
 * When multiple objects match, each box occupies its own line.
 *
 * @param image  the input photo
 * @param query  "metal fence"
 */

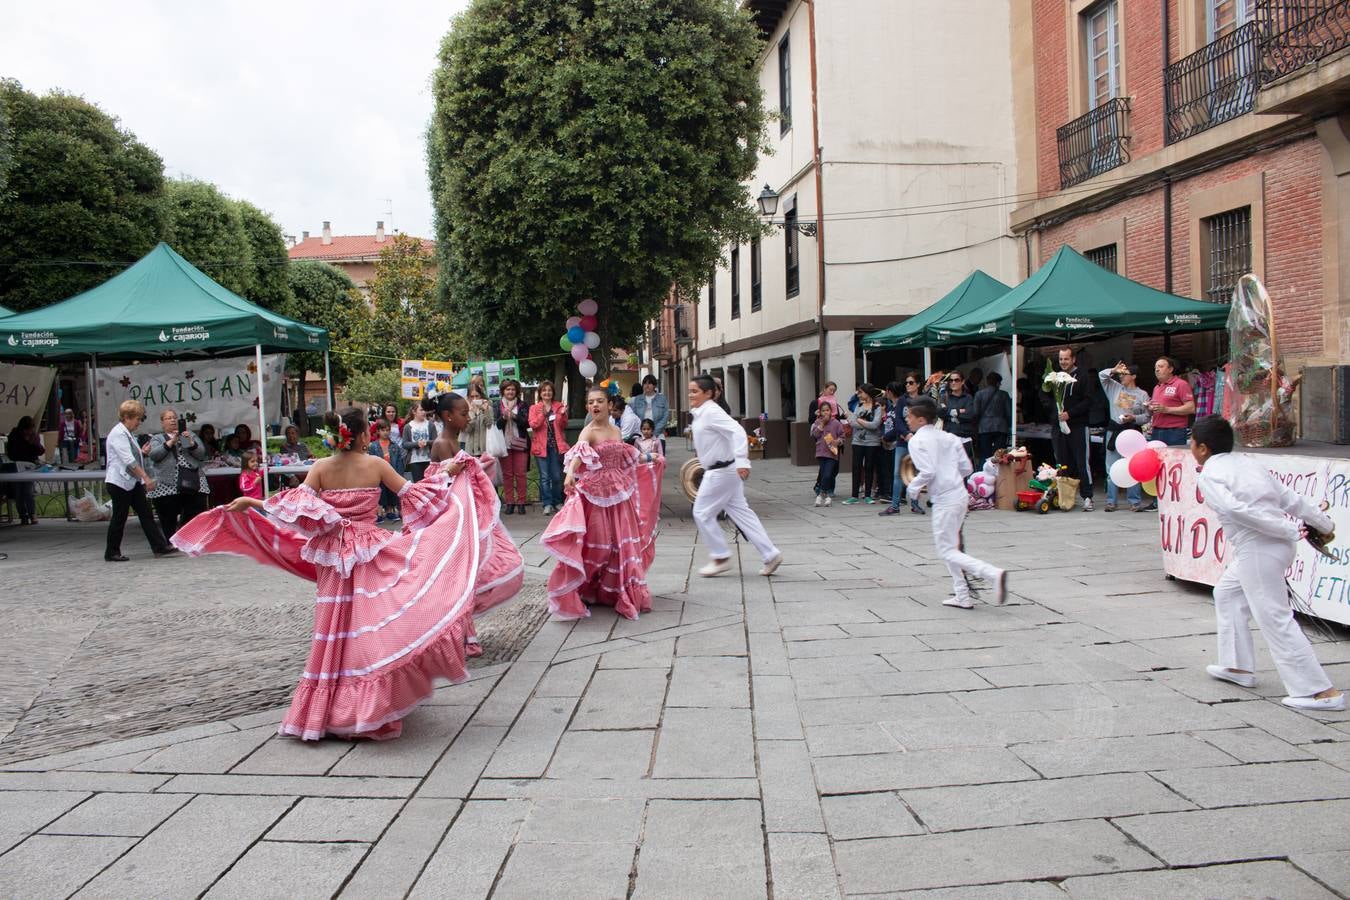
xmin=1057 ymin=97 xmax=1131 ymax=188
xmin=1256 ymin=0 xmax=1350 ymax=83
xmin=1166 ymin=22 xmax=1259 ymax=143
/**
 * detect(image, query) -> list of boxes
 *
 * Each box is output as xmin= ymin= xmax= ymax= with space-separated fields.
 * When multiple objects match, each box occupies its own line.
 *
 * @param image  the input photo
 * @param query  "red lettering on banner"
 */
xmin=1214 ymin=527 xmax=1225 ymax=564
xmin=1164 ymin=463 xmax=1183 ymax=502
xmin=1191 ymin=518 xmax=1209 ymax=559
xmin=1160 ymin=516 xmax=1179 ymax=553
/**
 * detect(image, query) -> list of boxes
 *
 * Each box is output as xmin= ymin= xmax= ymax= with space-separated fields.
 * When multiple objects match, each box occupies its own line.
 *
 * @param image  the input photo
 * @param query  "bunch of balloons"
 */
xmin=559 ymin=298 xmax=601 ymax=379
xmin=1109 ymin=430 xmax=1171 ymax=496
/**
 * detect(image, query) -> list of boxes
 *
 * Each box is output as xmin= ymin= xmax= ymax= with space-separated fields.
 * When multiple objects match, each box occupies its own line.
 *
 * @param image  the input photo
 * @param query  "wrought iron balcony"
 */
xmin=673 ymin=304 xmax=694 ymax=345
xmin=1166 ymin=23 xmax=1259 ymax=143
xmin=648 ymin=325 xmax=672 ymax=361
xmin=1056 ymin=97 xmax=1131 ymax=189
xmin=1257 ymin=0 xmax=1350 ymax=84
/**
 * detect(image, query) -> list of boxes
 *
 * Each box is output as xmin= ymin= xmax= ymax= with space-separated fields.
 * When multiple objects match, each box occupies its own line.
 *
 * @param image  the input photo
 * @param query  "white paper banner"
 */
xmin=96 ymin=355 xmax=285 ymax=436
xmin=0 ymin=363 xmax=55 ymax=435
xmin=1158 ymin=447 xmax=1350 ymax=627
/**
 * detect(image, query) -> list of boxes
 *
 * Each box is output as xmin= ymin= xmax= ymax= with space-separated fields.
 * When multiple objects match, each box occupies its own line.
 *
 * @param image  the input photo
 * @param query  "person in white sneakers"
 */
xmin=905 ymin=399 xmax=1006 ymax=609
xmin=1191 ymin=415 xmax=1344 ymax=711
xmin=688 ymin=374 xmax=783 ymax=577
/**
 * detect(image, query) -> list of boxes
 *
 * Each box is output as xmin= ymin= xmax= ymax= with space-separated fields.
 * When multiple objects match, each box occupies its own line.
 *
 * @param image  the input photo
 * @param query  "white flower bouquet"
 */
xmin=1042 ymin=360 xmax=1076 ymax=435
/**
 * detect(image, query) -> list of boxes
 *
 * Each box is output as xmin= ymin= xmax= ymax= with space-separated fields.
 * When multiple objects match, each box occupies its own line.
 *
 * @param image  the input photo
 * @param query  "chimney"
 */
xmin=302 ymin=230 xmax=310 ymax=242
xmin=284 ymin=234 xmax=296 ymax=247
xmin=376 ymin=221 xmax=386 ymax=243
xmin=321 ymin=221 xmax=332 ymax=245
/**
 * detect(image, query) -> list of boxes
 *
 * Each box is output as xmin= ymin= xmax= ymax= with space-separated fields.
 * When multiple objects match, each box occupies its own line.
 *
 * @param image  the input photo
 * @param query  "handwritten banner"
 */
xmin=0 ymin=363 xmax=56 ymax=435
xmin=96 ymin=355 xmax=285 ymax=435
xmin=1157 ymin=447 xmax=1350 ymax=626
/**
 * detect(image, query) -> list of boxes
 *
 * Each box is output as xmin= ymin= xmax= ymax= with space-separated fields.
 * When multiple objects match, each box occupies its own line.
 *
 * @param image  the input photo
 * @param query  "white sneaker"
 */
xmin=699 ymin=558 xmax=732 ymax=577
xmin=1082 ymin=497 xmax=1095 ymax=512
xmin=943 ymin=597 xmax=974 ymax=609
xmin=823 ymin=495 xmax=833 ymax=507
xmin=814 ymin=495 xmax=824 ymax=507
xmin=759 ymin=553 xmax=783 ymax=577
xmin=1206 ymin=665 xmax=1256 ymax=688
xmin=1282 ymin=693 xmax=1346 ymax=711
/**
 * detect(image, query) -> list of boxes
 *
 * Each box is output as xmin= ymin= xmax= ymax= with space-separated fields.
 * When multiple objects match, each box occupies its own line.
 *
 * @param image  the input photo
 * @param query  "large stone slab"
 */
xmin=812 ymin=747 xmax=1038 ymax=793
xmin=328 ymin=708 xmax=471 ymax=777
xmin=666 ymin=655 xmax=750 ymax=708
xmin=0 ymin=790 xmax=89 ymax=853
xmin=758 ymin=740 xmax=824 ymax=833
xmin=267 ymin=797 xmax=404 ymax=842
xmin=1114 ymin=799 xmax=1350 ymax=865
xmin=0 ymin=834 xmax=135 ymax=900
xmin=75 ymin=794 xmax=294 ymax=899
xmin=767 ymin=832 xmax=841 ymax=899
xmin=880 ymin=711 xmax=1061 ymax=751
xmin=133 ymin=727 xmax=276 ymax=774
xmin=1059 ymin=859 xmax=1338 ymax=899
xmin=339 ymin=798 xmax=460 ymax=898
xmin=572 ymin=668 xmax=669 ymax=730
xmin=833 ymin=819 xmax=1161 ymax=894
xmin=410 ymin=799 xmax=529 ymax=898
xmin=203 ymin=841 xmax=367 ymax=899
xmin=494 ymin=840 xmax=635 ymax=900
xmin=797 ymin=693 xmax=967 ymax=727
xmin=546 ymin=729 xmax=655 ymax=780
xmin=1011 ymin=733 xmax=1240 ymax=778
xmin=820 ymin=791 xmax=923 ymax=840
xmin=231 ymin=736 xmax=353 ymax=776
xmin=633 ymin=799 xmax=766 ymax=899
xmin=481 ymin=696 xmax=580 ymax=779
xmin=156 ymin=773 xmax=416 ymax=797
xmin=417 ymin=724 xmax=506 ymax=799
xmin=901 ymin=772 xmax=1194 ymax=831
xmin=652 ymin=708 xmax=755 ymax=778
xmin=43 ymin=792 xmax=188 ymax=837
xmin=1152 ymin=760 xmax=1350 ymax=808
xmin=518 ymin=798 xmax=646 ymax=843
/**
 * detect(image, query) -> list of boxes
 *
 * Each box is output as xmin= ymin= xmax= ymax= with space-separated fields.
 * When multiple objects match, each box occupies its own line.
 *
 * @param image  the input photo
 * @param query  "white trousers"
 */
xmin=693 ymin=468 xmax=780 ymax=563
xmin=931 ymin=489 xmax=1002 ymax=601
xmin=1214 ymin=538 xmax=1332 ymax=698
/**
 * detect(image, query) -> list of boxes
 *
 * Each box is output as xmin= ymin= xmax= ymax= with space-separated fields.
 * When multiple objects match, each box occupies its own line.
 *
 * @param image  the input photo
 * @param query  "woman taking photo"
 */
xmin=462 ymin=381 xmax=491 ymax=456
xmin=844 ymin=383 xmax=884 ymax=504
xmin=496 ymin=379 xmax=531 ymax=514
xmin=529 ymin=379 xmax=570 ymax=514
xmin=687 ymin=374 xmax=782 ymax=578
xmin=146 ymin=409 xmax=209 ymax=542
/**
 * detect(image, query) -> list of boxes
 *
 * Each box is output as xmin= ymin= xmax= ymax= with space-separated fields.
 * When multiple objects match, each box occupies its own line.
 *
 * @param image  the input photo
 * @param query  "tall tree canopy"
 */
xmin=160 ymin=178 xmax=255 ymax=299
xmin=284 ymin=260 xmax=369 ymax=385
xmin=236 ymin=199 xmax=292 ymax=311
xmin=356 ymin=233 xmax=464 ymax=370
xmin=0 ymin=79 xmax=165 ymax=312
xmin=428 ymin=0 xmax=767 ymax=358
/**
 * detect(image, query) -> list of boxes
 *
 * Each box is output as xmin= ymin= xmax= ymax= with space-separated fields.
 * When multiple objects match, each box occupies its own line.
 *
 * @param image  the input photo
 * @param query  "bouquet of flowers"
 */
xmin=1042 ymin=358 xmax=1076 ymax=434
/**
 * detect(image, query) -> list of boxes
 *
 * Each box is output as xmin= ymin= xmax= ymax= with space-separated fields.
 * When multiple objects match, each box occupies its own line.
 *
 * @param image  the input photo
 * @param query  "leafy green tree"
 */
xmin=0 ymin=91 xmax=13 ymax=206
xmin=236 ymin=200 xmax=291 ymax=310
xmin=160 ymin=178 xmax=254 ymax=298
xmin=0 ymin=79 xmax=165 ymax=311
xmin=355 ymin=233 xmax=464 ymax=369
xmin=341 ymin=368 xmax=401 ymax=408
xmin=284 ymin=260 xmax=369 ymax=385
xmin=428 ymin=0 xmax=768 ymax=364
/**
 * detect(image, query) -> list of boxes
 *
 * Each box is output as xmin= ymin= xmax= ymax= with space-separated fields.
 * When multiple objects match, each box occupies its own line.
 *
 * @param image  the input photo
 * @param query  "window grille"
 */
xmin=1204 ymin=207 xmax=1251 ymax=302
xmin=1084 ymin=244 xmax=1118 ymax=273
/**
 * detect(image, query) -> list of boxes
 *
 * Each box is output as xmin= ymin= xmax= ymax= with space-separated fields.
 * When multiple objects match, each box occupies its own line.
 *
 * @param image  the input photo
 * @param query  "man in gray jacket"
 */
xmin=972 ymin=372 xmax=1012 ymax=465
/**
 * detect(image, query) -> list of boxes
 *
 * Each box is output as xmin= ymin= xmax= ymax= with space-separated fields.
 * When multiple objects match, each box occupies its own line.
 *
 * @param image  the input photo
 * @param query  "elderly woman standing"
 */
xmin=104 ymin=400 xmax=175 ymax=561
xmin=146 ymin=409 xmax=209 ymax=542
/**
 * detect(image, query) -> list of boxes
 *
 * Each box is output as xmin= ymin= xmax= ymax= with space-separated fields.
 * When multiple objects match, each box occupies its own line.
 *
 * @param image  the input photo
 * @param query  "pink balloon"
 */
xmin=1114 ymin=429 xmax=1148 ymax=458
xmin=577 ymin=298 xmax=599 ymax=317
xmin=565 ymin=316 xmax=581 ymax=330
xmin=579 ymin=315 xmax=598 ymax=332
xmin=570 ymin=344 xmax=589 ymax=363
xmin=1146 ymin=440 xmax=1168 ymax=450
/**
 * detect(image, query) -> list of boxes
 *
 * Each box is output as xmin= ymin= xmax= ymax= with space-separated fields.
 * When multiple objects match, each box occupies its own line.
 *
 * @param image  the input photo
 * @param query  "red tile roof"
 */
xmin=287 ymin=234 xmax=436 ymax=261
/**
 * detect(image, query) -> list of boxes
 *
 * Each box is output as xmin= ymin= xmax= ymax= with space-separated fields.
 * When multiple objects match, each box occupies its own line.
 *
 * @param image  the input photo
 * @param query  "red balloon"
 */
xmin=1127 ymin=448 xmax=1162 ymax=483
xmin=579 ymin=315 xmax=598 ymax=332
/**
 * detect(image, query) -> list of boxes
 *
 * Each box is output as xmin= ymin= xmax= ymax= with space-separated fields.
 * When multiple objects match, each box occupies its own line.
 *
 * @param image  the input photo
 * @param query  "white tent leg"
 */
xmin=923 ymin=347 xmax=932 ymax=380
xmin=323 ymin=350 xmax=334 ymax=411
xmin=1009 ymin=334 xmax=1019 ymax=449
xmin=256 ymin=344 xmax=270 ymax=500
xmin=90 ymin=353 xmax=100 ymax=462
xmin=861 ymin=351 xmax=868 ymax=384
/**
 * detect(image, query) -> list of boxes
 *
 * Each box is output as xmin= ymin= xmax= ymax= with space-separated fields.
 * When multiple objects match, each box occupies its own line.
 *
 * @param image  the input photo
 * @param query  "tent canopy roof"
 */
xmin=925 ymin=245 xmax=1229 ymax=346
xmin=861 ymin=270 xmax=1011 ymax=350
xmin=0 ymin=243 xmax=328 ymax=361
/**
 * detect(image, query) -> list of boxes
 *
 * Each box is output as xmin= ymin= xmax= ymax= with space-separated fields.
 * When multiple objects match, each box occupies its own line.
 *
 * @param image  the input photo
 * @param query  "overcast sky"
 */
xmin=2 ymin=1 xmax=472 ymax=242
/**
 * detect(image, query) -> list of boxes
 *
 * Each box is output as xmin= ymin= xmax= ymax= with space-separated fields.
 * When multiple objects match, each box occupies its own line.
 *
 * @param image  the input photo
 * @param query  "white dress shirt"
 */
xmin=906 ymin=423 xmax=972 ymax=499
xmin=1198 ymin=452 xmax=1333 ymax=548
xmin=104 ymin=421 xmax=146 ymax=491
xmin=690 ymin=401 xmax=750 ymax=470
xmin=620 ymin=406 xmax=642 ymax=442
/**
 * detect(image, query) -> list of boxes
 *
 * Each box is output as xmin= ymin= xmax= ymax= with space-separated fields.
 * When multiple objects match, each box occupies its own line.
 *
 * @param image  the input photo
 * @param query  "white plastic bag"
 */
xmin=485 ymin=425 xmax=509 ymax=458
xmin=69 ymin=489 xmax=112 ymax=522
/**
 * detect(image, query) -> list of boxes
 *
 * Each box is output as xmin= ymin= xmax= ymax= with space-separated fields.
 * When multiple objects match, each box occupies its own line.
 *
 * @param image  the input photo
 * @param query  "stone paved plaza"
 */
xmin=2 ymin=447 xmax=1349 ymax=898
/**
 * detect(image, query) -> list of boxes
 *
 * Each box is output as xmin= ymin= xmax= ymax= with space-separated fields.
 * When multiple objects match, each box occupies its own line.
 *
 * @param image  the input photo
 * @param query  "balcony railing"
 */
xmin=1056 ymin=97 xmax=1131 ymax=188
xmin=1257 ymin=0 xmax=1350 ymax=83
xmin=648 ymin=324 xmax=672 ymax=361
xmin=1166 ymin=23 xmax=1259 ymax=143
xmin=673 ymin=304 xmax=694 ymax=344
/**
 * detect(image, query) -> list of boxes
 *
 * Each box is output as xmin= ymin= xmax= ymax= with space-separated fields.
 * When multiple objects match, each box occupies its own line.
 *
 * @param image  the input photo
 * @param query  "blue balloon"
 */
xmin=567 ymin=325 xmax=585 ymax=342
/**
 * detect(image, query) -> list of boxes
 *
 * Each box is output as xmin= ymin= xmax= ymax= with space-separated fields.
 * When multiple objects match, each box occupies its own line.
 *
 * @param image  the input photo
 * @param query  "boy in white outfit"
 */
xmin=1191 ymin=415 xmax=1344 ymax=711
xmin=905 ymin=399 xmax=1007 ymax=608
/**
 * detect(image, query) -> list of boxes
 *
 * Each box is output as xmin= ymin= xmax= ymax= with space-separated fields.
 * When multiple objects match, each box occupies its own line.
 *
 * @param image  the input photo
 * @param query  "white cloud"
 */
xmin=1 ymin=0 xmax=471 ymax=242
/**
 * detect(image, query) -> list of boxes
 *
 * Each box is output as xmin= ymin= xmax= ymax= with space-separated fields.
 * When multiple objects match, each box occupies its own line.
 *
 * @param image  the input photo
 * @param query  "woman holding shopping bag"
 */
xmin=496 ymin=379 xmax=531 ymax=514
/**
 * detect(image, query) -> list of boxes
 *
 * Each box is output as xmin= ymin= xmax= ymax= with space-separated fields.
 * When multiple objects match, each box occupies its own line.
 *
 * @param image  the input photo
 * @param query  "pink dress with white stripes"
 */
xmin=541 ymin=440 xmax=665 ymax=620
xmin=171 ymin=453 xmax=523 ymax=741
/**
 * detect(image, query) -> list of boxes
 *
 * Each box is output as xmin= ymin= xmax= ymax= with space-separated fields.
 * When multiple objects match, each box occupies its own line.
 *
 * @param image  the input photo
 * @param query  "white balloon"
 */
xmin=1146 ymin=440 xmax=1168 ymax=450
xmin=578 ymin=359 xmax=598 ymax=378
xmin=578 ymin=298 xmax=599 ymax=316
xmin=583 ymin=331 xmax=601 ymax=349
xmin=1109 ymin=456 xmax=1138 ymax=488
xmin=565 ymin=316 xmax=581 ymax=330
xmin=1115 ymin=429 xmax=1148 ymax=458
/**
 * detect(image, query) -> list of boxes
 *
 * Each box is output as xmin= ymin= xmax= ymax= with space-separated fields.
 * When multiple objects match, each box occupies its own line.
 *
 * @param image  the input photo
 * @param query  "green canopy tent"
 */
xmin=918 ymin=245 xmax=1229 ymax=444
xmin=0 ymin=304 xmax=13 ymax=318
xmin=0 ymin=243 xmax=332 ymax=493
xmin=861 ymin=270 xmax=1012 ymax=376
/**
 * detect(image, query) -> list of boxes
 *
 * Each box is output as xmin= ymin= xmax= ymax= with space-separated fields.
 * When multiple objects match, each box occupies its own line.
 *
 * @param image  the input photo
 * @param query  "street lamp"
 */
xmin=755 ymin=184 xmax=817 ymax=237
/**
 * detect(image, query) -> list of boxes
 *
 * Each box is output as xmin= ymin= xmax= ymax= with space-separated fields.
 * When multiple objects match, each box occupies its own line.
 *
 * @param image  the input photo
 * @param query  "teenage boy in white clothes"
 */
xmin=905 ymin=399 xmax=1007 ymax=608
xmin=1191 ymin=415 xmax=1344 ymax=711
xmin=687 ymin=374 xmax=783 ymax=577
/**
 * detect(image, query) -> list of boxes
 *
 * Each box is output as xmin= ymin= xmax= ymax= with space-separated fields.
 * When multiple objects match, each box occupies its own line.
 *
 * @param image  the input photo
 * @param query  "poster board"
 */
xmin=466 ymin=359 xmax=520 ymax=399
xmin=0 ymin=362 xmax=56 ymax=434
xmin=401 ymin=359 xmax=455 ymax=400
xmin=1157 ymin=447 xmax=1350 ymax=626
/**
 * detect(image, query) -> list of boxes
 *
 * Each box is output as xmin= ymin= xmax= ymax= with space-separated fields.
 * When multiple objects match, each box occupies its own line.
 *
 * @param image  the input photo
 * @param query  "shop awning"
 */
xmin=923 ymin=245 xmax=1229 ymax=346
xmin=0 ymin=243 xmax=328 ymax=361
xmin=861 ymin=270 xmax=1011 ymax=350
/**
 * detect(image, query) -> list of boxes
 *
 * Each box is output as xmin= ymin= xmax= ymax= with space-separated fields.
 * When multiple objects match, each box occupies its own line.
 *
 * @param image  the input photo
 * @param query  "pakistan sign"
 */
xmin=96 ymin=354 xmax=285 ymax=434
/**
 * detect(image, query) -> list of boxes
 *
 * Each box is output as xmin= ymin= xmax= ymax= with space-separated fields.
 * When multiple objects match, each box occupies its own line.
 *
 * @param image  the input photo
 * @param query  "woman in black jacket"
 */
xmin=6 ymin=416 xmax=46 ymax=525
xmin=496 ymin=379 xmax=532 ymax=514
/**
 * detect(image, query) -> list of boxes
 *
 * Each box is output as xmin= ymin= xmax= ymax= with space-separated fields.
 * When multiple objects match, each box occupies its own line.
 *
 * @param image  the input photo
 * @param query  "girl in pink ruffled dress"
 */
xmin=171 ymin=405 xmax=523 ymax=741
xmin=541 ymin=387 xmax=665 ymax=620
